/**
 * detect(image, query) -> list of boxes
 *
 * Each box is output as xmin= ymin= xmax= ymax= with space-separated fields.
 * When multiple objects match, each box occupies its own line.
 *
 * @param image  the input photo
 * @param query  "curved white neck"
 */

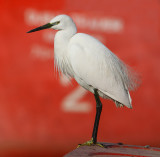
xmin=53 ymin=27 xmax=77 ymax=76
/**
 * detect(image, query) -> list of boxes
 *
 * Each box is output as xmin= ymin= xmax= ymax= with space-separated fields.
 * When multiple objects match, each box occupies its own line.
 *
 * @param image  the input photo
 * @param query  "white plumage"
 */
xmin=27 ymin=14 xmax=138 ymax=108
xmin=52 ymin=15 xmax=137 ymax=108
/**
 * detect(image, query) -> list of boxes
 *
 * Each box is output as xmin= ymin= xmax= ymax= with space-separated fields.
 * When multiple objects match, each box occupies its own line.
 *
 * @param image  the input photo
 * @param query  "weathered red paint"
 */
xmin=89 ymin=152 xmax=148 ymax=157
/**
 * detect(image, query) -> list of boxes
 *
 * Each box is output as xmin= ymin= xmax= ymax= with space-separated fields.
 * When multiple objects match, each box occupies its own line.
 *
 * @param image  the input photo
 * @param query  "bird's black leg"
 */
xmin=77 ymin=89 xmax=103 ymax=148
xmin=92 ymin=89 xmax=102 ymax=144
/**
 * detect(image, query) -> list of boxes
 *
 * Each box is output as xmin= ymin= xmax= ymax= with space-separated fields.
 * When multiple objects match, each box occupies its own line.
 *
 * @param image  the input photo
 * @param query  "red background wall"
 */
xmin=0 ymin=0 xmax=160 ymax=156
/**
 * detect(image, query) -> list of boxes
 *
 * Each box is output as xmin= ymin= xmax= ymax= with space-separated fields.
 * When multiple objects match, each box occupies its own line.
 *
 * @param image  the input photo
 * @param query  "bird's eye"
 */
xmin=56 ymin=21 xmax=60 ymax=25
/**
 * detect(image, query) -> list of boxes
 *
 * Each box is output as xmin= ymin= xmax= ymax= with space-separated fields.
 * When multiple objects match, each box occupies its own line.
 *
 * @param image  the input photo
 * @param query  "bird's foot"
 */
xmin=77 ymin=138 xmax=104 ymax=148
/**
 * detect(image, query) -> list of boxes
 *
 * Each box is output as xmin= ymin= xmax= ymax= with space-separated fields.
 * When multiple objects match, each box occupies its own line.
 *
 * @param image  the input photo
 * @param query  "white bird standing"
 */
xmin=27 ymin=14 xmax=138 ymax=146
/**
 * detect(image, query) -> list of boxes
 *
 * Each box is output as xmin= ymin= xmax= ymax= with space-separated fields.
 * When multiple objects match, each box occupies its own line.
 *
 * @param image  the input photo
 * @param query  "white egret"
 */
xmin=27 ymin=14 xmax=138 ymax=146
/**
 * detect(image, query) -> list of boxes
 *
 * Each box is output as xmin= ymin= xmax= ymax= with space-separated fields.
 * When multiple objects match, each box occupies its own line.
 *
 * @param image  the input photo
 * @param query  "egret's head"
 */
xmin=50 ymin=15 xmax=75 ymax=30
xmin=27 ymin=14 xmax=75 ymax=33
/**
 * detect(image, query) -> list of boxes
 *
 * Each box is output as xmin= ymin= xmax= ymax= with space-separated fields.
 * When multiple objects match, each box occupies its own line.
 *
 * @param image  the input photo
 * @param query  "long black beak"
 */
xmin=27 ymin=23 xmax=53 ymax=33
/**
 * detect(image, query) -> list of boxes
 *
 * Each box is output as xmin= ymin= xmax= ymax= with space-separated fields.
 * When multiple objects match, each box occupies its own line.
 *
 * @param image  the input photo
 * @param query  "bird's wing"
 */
xmin=68 ymin=33 xmax=132 ymax=108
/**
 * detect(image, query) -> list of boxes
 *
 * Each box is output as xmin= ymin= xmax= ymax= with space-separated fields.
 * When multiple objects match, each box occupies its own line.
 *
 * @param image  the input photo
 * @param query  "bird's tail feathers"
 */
xmin=115 ymin=100 xmax=132 ymax=109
